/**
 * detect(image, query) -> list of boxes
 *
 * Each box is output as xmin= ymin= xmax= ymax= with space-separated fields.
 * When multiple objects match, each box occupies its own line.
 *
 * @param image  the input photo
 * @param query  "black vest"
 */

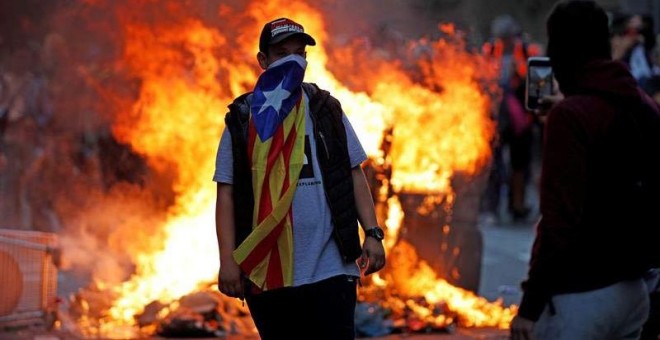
xmin=224 ymin=83 xmax=362 ymax=263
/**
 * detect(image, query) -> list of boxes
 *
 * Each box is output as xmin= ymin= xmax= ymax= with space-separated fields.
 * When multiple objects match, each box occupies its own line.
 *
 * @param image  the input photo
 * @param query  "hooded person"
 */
xmin=511 ymin=1 xmax=660 ymax=339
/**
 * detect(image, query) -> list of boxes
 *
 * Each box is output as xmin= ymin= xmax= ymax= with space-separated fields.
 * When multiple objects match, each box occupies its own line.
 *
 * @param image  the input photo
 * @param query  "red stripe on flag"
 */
xmin=257 ymin=174 xmax=273 ymax=224
xmin=266 ymin=123 xmax=285 ymax=167
xmin=256 ymin=124 xmax=284 ymax=224
xmin=278 ymin=102 xmax=301 ymax=198
xmin=266 ymin=240 xmax=284 ymax=288
xmin=239 ymin=220 xmax=285 ymax=273
xmin=279 ymin=128 xmax=297 ymax=196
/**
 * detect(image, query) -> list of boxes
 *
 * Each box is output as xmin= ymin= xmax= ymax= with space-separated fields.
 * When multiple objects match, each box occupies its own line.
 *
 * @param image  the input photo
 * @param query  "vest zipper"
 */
xmin=318 ymin=131 xmax=330 ymax=161
xmin=311 ymin=106 xmax=331 ymax=161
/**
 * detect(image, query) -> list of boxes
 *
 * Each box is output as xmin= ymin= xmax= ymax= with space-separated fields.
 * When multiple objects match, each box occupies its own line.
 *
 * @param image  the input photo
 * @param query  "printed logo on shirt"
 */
xmin=299 ymin=135 xmax=314 ymax=179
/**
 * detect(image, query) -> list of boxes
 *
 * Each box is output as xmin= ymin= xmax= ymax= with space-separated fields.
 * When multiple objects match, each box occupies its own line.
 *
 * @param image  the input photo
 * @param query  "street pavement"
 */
xmin=478 ymin=215 xmax=536 ymax=308
xmin=360 ymin=212 xmax=537 ymax=340
xmin=2 ymin=206 xmax=538 ymax=340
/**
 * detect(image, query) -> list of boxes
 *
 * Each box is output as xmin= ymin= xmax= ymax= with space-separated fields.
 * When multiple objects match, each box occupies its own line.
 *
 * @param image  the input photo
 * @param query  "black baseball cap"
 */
xmin=259 ymin=17 xmax=316 ymax=53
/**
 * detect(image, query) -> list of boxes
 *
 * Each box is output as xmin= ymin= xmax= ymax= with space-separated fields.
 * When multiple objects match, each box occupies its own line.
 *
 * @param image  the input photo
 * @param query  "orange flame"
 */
xmin=105 ymin=14 xmax=231 ymax=336
xmin=69 ymin=0 xmax=513 ymax=336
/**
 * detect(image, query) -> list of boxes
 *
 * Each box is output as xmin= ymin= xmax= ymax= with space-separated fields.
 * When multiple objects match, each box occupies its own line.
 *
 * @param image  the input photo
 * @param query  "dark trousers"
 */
xmin=246 ymin=275 xmax=358 ymax=340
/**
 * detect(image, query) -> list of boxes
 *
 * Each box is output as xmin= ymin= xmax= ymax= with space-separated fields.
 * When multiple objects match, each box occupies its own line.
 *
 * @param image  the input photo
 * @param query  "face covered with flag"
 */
xmin=232 ymin=49 xmax=309 ymax=290
xmin=251 ymin=54 xmax=307 ymax=139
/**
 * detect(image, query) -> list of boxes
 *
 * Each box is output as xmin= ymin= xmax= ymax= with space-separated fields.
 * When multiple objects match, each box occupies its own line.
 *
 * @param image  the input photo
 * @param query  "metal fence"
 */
xmin=0 ymin=228 xmax=58 ymax=328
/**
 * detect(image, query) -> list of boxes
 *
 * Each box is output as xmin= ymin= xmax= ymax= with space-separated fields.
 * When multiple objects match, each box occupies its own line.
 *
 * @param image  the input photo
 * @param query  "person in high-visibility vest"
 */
xmin=480 ymin=14 xmax=543 ymax=223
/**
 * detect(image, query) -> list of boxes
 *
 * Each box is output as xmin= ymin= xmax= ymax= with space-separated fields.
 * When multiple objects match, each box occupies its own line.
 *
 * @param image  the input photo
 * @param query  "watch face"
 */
xmin=368 ymin=227 xmax=384 ymax=240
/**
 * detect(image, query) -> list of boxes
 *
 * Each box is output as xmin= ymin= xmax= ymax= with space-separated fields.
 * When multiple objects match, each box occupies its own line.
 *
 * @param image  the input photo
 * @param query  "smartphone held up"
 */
xmin=525 ymin=57 xmax=553 ymax=111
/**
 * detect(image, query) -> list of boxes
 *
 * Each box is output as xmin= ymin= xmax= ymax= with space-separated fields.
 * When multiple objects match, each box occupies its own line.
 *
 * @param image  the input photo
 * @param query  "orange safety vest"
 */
xmin=482 ymin=38 xmax=542 ymax=80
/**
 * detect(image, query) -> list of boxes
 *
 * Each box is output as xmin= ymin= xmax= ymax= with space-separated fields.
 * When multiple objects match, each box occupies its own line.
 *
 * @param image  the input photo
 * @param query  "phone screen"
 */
xmin=526 ymin=57 xmax=553 ymax=111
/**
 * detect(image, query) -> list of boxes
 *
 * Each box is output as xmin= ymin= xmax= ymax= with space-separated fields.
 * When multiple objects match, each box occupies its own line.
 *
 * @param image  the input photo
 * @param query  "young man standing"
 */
xmin=213 ymin=18 xmax=386 ymax=339
xmin=511 ymin=1 xmax=660 ymax=339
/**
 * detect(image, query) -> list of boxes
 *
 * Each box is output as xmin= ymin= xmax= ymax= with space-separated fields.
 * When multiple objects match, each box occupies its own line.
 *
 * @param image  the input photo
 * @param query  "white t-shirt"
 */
xmin=213 ymin=92 xmax=366 ymax=286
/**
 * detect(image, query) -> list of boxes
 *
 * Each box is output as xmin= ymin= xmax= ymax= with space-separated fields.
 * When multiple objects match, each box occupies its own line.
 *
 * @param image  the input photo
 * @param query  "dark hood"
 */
xmin=558 ymin=60 xmax=642 ymax=101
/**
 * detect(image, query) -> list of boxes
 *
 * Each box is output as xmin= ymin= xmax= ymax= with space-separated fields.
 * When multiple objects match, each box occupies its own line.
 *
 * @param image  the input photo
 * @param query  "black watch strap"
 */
xmin=365 ymin=226 xmax=385 ymax=241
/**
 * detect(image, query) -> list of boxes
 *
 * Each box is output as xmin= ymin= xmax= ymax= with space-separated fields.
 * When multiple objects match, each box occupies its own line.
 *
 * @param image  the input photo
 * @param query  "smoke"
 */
xmin=2 ymin=0 xmax=467 ymax=293
xmin=16 ymin=0 xmax=267 ymax=293
xmin=318 ymin=0 xmax=446 ymax=44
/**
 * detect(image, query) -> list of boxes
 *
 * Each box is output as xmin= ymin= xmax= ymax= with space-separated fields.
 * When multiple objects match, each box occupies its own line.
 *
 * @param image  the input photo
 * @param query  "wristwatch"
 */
xmin=365 ymin=226 xmax=385 ymax=241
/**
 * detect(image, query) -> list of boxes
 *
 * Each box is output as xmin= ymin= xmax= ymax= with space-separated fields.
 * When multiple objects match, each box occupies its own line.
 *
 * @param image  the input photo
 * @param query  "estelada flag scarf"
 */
xmin=233 ymin=54 xmax=307 ymax=291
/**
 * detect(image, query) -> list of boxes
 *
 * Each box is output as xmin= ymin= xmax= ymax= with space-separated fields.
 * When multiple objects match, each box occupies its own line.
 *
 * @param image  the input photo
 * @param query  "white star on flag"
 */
xmin=257 ymin=81 xmax=290 ymax=116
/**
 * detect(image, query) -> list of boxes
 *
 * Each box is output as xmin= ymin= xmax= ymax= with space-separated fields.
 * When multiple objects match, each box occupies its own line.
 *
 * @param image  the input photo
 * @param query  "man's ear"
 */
xmin=257 ymin=51 xmax=268 ymax=70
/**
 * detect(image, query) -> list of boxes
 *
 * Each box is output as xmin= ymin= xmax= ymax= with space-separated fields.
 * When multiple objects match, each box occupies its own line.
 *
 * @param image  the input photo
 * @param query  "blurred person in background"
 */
xmin=511 ymin=1 xmax=660 ymax=339
xmin=611 ymin=13 xmax=657 ymax=92
xmin=480 ymin=14 xmax=543 ymax=224
xmin=0 ymin=42 xmax=52 ymax=230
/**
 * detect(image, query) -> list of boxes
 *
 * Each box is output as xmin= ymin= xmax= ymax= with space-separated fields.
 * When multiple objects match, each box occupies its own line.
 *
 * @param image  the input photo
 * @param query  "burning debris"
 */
xmin=1 ymin=0 xmax=519 ymax=337
xmin=65 ymin=285 xmax=257 ymax=338
xmin=143 ymin=291 xmax=255 ymax=338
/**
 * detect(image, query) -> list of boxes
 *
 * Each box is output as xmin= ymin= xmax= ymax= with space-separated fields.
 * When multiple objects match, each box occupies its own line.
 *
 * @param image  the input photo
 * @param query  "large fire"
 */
xmin=58 ymin=0 xmax=515 ymax=337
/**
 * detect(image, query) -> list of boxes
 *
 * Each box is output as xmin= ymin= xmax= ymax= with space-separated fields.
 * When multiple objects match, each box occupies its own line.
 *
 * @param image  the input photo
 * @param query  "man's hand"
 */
xmin=510 ymin=315 xmax=535 ymax=340
xmin=218 ymin=256 xmax=244 ymax=299
xmin=533 ymin=93 xmax=564 ymax=116
xmin=359 ymin=237 xmax=386 ymax=276
xmin=533 ymin=79 xmax=564 ymax=117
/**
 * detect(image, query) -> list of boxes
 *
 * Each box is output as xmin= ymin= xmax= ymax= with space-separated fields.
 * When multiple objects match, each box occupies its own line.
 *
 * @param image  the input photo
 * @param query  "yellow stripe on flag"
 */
xmin=233 ymin=100 xmax=306 ymax=289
